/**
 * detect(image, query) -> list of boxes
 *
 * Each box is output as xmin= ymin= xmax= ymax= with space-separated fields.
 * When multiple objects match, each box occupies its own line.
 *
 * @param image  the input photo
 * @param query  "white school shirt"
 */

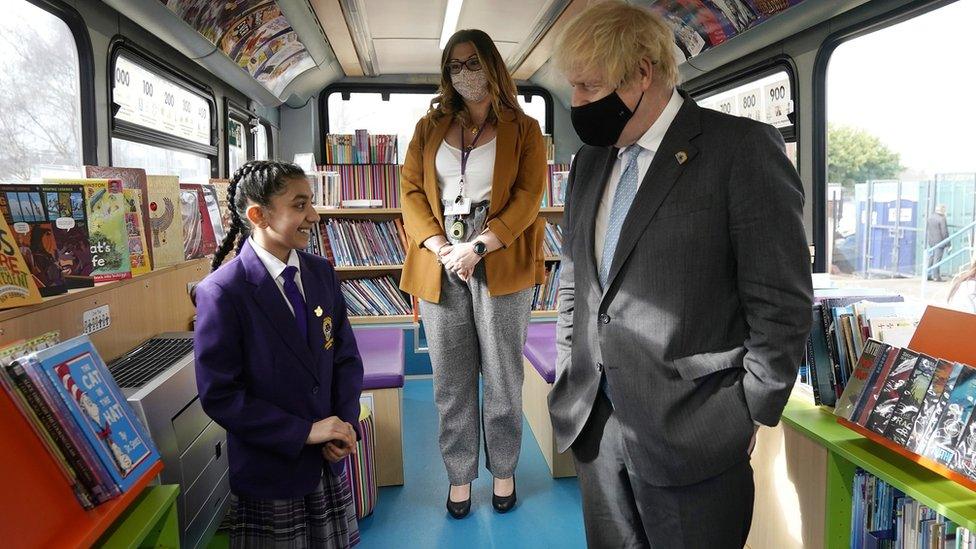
xmin=436 ymin=137 xmax=497 ymax=204
xmin=250 ymin=238 xmax=305 ymax=316
xmin=593 ymin=88 xmax=684 ymax=267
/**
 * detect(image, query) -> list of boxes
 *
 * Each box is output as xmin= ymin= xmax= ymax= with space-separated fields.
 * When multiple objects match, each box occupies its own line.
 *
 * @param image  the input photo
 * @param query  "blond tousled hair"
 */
xmin=555 ymin=1 xmax=679 ymax=89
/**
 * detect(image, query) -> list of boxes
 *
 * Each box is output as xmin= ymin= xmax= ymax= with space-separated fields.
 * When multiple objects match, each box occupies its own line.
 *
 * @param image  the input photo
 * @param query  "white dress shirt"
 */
xmin=250 ymin=237 xmax=305 ymax=315
xmin=594 ymin=88 xmax=684 ymax=267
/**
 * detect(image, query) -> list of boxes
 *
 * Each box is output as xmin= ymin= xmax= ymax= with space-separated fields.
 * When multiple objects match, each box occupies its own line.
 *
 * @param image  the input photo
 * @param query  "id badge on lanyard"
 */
xmin=446 ymin=122 xmax=486 ymax=223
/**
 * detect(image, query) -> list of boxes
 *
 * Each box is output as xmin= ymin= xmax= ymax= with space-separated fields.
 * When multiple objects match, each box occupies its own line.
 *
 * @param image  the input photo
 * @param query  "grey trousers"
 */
xmin=420 ymin=262 xmax=533 ymax=485
xmin=572 ymin=391 xmax=755 ymax=548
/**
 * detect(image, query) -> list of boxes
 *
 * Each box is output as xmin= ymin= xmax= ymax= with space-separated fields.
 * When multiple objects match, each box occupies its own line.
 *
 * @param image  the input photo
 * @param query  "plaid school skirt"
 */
xmin=224 ymin=469 xmax=360 ymax=549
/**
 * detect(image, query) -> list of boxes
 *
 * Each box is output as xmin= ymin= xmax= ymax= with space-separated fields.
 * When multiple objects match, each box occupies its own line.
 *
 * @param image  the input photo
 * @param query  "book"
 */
xmin=200 ymin=184 xmax=226 ymax=243
xmin=122 ymin=189 xmax=152 ymax=276
xmin=950 ymin=408 xmax=976 ymax=478
xmin=865 ymin=349 xmax=920 ymax=434
xmin=884 ymin=353 xmax=939 ymax=445
xmin=210 ymin=179 xmax=233 ymax=239
xmin=179 ymin=184 xmax=218 ymax=260
xmin=0 ymin=210 xmax=43 ymax=309
xmin=906 ymin=360 xmax=960 ymax=454
xmin=0 ymin=184 xmax=69 ymax=296
xmin=27 ymin=336 xmax=161 ymax=493
xmin=835 ymin=338 xmax=885 ymax=419
xmin=84 ymin=166 xmax=153 ymax=268
xmin=40 ymin=183 xmax=94 ymax=289
xmin=82 ymin=180 xmax=132 ymax=282
xmin=145 ymin=175 xmax=184 ymax=269
xmin=854 ymin=346 xmax=900 ymax=427
xmin=924 ymin=365 xmax=976 ymax=466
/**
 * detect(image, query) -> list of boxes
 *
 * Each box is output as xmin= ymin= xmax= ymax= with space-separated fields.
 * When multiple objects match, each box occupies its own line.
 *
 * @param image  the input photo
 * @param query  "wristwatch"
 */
xmin=473 ymin=240 xmax=488 ymax=256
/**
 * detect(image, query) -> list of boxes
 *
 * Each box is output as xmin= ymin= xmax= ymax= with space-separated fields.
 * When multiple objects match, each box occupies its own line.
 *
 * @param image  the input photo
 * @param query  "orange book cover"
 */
xmin=0 ymin=213 xmax=42 ymax=309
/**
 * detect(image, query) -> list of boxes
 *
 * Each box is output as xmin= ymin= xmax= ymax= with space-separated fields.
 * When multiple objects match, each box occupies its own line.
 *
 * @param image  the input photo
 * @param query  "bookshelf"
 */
xmin=315 ymin=207 xmax=402 ymax=217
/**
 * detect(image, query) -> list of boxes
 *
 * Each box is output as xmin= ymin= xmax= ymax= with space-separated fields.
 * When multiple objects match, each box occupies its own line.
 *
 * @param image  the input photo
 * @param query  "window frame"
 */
xmin=224 ymin=98 xmax=257 ymax=177
xmin=255 ymin=118 xmax=275 ymax=160
xmin=318 ymin=83 xmax=555 ymax=163
xmin=812 ymin=0 xmax=957 ymax=272
xmin=107 ymin=37 xmax=218 ymax=176
xmin=21 ymin=0 xmax=97 ymax=166
xmin=689 ymin=56 xmax=799 ymax=143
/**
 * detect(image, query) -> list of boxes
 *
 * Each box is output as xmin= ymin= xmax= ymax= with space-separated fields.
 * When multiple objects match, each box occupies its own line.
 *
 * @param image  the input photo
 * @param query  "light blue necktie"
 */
xmin=599 ymin=145 xmax=643 ymax=288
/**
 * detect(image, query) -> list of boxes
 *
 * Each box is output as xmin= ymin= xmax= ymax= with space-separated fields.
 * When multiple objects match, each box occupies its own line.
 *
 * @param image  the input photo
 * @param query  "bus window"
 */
xmin=327 ymin=91 xmax=437 ymax=164
xmin=518 ymin=93 xmax=549 ymax=134
xmin=255 ymin=122 xmax=270 ymax=161
xmin=0 ymin=1 xmax=83 ymax=182
xmin=697 ymin=70 xmax=795 ymax=166
xmin=826 ymin=0 xmax=976 ymax=309
xmin=227 ymin=117 xmax=247 ymax=176
xmin=111 ymin=50 xmax=216 ymax=182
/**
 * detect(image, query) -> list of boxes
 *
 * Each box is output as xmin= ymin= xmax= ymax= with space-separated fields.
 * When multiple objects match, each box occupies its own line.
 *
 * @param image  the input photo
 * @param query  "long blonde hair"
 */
xmin=430 ymin=29 xmax=522 ymax=127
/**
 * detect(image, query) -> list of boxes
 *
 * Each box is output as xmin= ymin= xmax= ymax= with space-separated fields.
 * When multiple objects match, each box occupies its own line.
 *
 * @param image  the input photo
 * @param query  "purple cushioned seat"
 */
xmin=353 ymin=327 xmax=404 ymax=390
xmin=523 ymin=322 xmax=557 ymax=384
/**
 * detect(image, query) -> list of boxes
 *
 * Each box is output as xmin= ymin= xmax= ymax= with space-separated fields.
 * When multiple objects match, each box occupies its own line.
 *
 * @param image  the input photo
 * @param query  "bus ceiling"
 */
xmin=104 ymin=0 xmax=874 ymax=109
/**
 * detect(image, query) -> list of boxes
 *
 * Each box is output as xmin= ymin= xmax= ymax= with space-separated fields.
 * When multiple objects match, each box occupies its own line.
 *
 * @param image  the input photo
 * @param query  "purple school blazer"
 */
xmin=193 ymin=240 xmax=364 ymax=499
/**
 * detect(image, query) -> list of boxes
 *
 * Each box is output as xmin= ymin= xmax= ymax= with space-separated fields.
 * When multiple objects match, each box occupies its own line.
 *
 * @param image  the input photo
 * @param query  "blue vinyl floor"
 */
xmin=356 ymin=378 xmax=586 ymax=549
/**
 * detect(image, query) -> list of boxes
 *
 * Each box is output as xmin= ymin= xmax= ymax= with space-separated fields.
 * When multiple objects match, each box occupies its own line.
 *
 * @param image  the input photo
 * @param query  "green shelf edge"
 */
xmin=98 ymin=484 xmax=180 ymax=548
xmin=782 ymin=399 xmax=976 ymax=531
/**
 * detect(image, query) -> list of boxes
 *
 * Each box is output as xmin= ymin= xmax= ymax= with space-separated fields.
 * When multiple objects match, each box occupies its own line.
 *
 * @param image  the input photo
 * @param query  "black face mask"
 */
xmin=571 ymin=90 xmax=644 ymax=147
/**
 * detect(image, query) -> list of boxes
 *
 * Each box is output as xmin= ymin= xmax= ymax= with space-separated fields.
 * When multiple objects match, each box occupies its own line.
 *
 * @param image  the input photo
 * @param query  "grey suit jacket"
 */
xmin=548 ymin=91 xmax=813 ymax=487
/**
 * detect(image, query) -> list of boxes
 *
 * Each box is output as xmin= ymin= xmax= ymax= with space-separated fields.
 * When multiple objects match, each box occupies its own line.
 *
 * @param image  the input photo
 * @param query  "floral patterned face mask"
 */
xmin=451 ymin=68 xmax=489 ymax=102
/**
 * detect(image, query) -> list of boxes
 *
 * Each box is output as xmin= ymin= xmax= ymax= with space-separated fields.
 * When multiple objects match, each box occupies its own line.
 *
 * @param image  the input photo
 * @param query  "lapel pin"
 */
xmin=675 ymin=151 xmax=688 ymax=165
xmin=314 ymin=306 xmax=323 ymax=317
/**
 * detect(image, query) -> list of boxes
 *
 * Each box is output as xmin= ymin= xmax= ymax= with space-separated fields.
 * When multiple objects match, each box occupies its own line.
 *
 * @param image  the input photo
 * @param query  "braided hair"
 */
xmin=211 ymin=160 xmax=307 ymax=272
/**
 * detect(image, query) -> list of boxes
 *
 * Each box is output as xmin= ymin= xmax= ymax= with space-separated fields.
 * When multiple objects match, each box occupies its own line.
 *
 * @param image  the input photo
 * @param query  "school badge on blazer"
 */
xmin=323 ymin=315 xmax=334 ymax=349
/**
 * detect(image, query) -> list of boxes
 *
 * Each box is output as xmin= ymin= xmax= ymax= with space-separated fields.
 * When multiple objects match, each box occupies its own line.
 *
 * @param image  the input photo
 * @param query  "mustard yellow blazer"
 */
xmin=399 ymin=109 xmax=547 ymax=304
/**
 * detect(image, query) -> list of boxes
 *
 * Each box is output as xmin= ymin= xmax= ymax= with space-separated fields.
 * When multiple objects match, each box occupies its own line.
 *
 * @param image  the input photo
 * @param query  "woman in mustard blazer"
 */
xmin=399 ymin=29 xmax=546 ymax=519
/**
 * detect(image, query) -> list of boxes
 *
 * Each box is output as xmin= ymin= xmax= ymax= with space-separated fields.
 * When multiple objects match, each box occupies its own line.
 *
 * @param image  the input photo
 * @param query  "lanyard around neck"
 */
xmin=457 ymin=120 xmax=487 ymax=201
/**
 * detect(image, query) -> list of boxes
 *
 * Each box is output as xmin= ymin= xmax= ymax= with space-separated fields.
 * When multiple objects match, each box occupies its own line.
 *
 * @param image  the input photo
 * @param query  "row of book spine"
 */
xmin=324 ymin=132 xmax=398 ymax=164
xmin=340 ymin=275 xmax=412 ymax=317
xmin=532 ymin=262 xmax=561 ymax=311
xmin=852 ymin=468 xmax=972 ymax=548
xmin=541 ymin=164 xmax=570 ymax=208
xmin=320 ymin=165 xmax=401 ymax=208
xmin=320 ymin=218 xmax=407 ymax=267
xmin=835 ymin=338 xmax=976 ymax=480
xmin=543 ymin=221 xmax=563 ymax=258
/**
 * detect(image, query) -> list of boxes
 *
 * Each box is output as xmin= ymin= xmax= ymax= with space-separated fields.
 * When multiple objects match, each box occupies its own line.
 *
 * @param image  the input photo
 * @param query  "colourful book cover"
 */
xmin=835 ymin=338 xmax=884 ymax=419
xmin=209 ymin=178 xmax=233 ymax=238
xmin=122 ymin=189 xmax=152 ymax=276
xmin=30 ymin=336 xmax=160 ymax=493
xmin=924 ymin=365 xmax=976 ymax=466
xmin=145 ymin=175 xmax=183 ymax=269
xmin=907 ymin=360 xmax=962 ymax=453
xmin=40 ymin=183 xmax=94 ymax=289
xmin=84 ymin=166 xmax=153 ymax=268
xmin=884 ymin=354 xmax=939 ymax=445
xmin=81 ymin=180 xmax=132 ymax=282
xmin=179 ymin=184 xmax=217 ymax=260
xmin=865 ymin=349 xmax=919 ymax=433
xmin=201 ymin=183 xmax=227 ymax=243
xmin=0 ymin=211 xmax=42 ymax=309
xmin=0 ymin=185 xmax=67 ymax=296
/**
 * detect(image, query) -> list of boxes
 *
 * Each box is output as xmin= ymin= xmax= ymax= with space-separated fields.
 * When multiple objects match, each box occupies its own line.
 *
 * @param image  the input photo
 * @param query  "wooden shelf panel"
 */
xmin=531 ymin=310 xmax=557 ymax=319
xmin=349 ymin=315 xmax=415 ymax=325
xmin=539 ymin=207 xmax=564 ymax=215
xmin=335 ymin=265 xmax=404 ymax=272
xmin=782 ymin=399 xmax=976 ymax=531
xmin=545 ymin=255 xmax=561 ymax=262
xmin=315 ymin=207 xmax=402 ymax=216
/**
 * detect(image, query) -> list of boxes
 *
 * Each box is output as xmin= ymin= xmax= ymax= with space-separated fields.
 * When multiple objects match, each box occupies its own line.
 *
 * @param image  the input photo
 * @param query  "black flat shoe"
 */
xmin=446 ymin=485 xmax=471 ymax=519
xmin=492 ymin=478 xmax=517 ymax=513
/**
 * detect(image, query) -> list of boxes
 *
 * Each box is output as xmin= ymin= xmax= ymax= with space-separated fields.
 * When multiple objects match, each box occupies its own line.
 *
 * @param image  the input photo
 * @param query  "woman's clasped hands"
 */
xmin=438 ymin=243 xmax=480 ymax=281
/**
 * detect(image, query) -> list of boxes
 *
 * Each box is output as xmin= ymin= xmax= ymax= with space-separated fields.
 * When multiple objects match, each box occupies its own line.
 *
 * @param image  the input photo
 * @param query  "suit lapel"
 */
xmin=300 ymin=255 xmax=327 ymax=364
xmin=424 ymin=116 xmax=453 ymax=225
xmin=602 ymin=98 xmax=703 ymax=299
xmin=581 ymin=149 xmax=618 ymax=296
xmin=240 ymin=242 xmax=319 ymax=380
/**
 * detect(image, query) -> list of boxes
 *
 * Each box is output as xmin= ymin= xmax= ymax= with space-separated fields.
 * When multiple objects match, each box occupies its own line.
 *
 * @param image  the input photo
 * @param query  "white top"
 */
xmin=436 ymin=137 xmax=497 ymax=204
xmin=250 ymin=237 xmax=305 ymax=315
xmin=594 ymin=88 xmax=684 ymax=267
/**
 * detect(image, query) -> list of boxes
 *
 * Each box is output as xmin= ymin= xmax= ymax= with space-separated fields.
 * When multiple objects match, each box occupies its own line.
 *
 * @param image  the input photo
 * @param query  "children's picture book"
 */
xmin=0 ymin=211 xmax=42 ymax=309
xmin=29 ymin=336 xmax=160 ymax=493
xmin=41 ymin=184 xmax=94 ymax=289
xmin=84 ymin=166 xmax=154 ymax=268
xmin=81 ymin=180 xmax=132 ymax=282
xmin=179 ymin=183 xmax=218 ymax=260
xmin=123 ymin=189 xmax=152 ymax=276
xmin=145 ymin=175 xmax=183 ymax=269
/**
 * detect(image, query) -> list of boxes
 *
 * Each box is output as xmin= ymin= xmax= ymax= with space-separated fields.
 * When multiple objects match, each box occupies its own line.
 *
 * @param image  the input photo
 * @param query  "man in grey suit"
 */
xmin=927 ymin=204 xmax=950 ymax=282
xmin=548 ymin=2 xmax=813 ymax=547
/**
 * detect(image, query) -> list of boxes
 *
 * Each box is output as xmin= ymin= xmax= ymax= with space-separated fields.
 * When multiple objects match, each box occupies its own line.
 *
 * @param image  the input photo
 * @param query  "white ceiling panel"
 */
xmin=374 ymin=39 xmax=444 ymax=74
xmin=366 ymin=0 xmax=448 ymax=39
xmin=456 ymin=0 xmax=550 ymax=43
